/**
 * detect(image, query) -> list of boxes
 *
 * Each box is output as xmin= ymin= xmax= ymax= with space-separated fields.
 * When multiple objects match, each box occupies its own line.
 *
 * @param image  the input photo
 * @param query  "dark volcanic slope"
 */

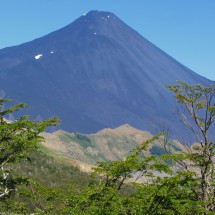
xmin=0 ymin=11 xmax=212 ymax=140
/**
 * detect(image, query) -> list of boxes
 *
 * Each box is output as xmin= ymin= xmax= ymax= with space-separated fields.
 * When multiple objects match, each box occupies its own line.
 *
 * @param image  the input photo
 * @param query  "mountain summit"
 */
xmin=0 ymin=11 xmax=212 ymax=140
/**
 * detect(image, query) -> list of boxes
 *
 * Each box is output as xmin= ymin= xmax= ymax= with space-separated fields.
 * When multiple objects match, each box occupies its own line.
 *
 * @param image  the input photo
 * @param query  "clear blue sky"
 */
xmin=0 ymin=0 xmax=214 ymax=80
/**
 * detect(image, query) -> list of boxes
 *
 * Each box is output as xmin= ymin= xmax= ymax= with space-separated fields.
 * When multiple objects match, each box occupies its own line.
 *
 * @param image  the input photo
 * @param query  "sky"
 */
xmin=0 ymin=0 xmax=214 ymax=81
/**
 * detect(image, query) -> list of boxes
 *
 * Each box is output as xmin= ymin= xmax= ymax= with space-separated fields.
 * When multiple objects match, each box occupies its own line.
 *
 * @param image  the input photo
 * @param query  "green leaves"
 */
xmin=0 ymin=98 xmax=58 ymax=208
xmin=167 ymin=81 xmax=215 ymax=131
xmin=167 ymin=81 xmax=215 ymax=212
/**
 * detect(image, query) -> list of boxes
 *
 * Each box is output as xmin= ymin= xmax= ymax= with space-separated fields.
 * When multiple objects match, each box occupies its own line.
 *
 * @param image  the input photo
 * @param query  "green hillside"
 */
xmin=13 ymin=145 xmax=92 ymax=188
xmin=41 ymin=124 xmax=185 ymax=167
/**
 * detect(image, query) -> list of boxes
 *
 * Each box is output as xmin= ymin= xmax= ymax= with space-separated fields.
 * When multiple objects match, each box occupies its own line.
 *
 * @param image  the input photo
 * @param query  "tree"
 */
xmin=0 ymin=98 xmax=58 ymax=210
xmin=167 ymin=81 xmax=215 ymax=212
xmin=91 ymin=134 xmax=202 ymax=215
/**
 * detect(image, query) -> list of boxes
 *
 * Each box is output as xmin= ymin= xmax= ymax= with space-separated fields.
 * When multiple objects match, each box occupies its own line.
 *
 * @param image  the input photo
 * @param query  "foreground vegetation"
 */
xmin=0 ymin=81 xmax=215 ymax=214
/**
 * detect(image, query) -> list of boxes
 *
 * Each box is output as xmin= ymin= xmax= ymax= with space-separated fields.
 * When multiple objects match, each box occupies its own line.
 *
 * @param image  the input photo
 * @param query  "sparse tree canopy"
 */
xmin=167 ymin=81 xmax=215 ymax=212
xmin=0 ymin=98 xmax=58 ymax=204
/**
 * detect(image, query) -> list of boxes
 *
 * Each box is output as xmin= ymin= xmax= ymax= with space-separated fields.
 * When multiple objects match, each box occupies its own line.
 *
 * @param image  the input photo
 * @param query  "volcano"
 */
xmin=0 ymin=10 xmax=212 ymax=140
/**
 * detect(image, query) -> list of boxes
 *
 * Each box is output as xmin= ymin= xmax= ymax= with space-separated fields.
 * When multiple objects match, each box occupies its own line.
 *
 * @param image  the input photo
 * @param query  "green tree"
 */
xmin=0 ymin=98 xmax=58 ymax=212
xmin=91 ymin=134 xmax=201 ymax=214
xmin=167 ymin=81 xmax=215 ymax=212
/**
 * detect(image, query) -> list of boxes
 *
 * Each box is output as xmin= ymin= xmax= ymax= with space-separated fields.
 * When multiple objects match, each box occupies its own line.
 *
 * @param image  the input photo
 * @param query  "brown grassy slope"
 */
xmin=41 ymin=124 xmax=185 ymax=170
